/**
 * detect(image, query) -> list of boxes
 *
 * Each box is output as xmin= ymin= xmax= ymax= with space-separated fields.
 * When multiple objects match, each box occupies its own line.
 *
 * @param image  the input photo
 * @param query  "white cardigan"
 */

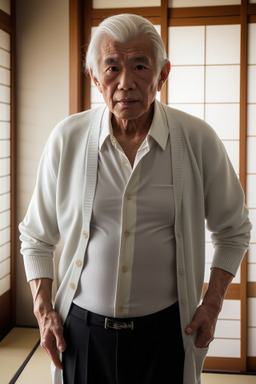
xmin=19 ymin=101 xmax=251 ymax=384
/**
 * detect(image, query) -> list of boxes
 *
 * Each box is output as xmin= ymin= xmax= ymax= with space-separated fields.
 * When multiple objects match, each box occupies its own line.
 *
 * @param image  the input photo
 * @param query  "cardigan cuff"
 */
xmin=211 ymin=246 xmax=246 ymax=277
xmin=23 ymin=255 xmax=54 ymax=282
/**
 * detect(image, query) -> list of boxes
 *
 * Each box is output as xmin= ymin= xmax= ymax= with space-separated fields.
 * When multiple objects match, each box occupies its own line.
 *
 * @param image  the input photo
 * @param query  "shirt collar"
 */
xmin=99 ymin=108 xmax=113 ymax=150
xmin=148 ymin=100 xmax=169 ymax=151
xmin=99 ymin=100 xmax=169 ymax=151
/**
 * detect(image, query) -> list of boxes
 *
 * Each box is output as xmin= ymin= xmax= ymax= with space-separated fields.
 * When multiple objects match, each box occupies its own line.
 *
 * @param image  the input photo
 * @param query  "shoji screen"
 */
xmin=0 ymin=27 xmax=12 ymax=333
xmin=247 ymin=21 xmax=256 ymax=370
xmin=168 ymin=24 xmax=242 ymax=368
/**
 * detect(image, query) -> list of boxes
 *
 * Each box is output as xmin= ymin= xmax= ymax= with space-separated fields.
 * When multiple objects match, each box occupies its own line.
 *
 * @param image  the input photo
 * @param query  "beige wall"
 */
xmin=15 ymin=0 xmax=69 ymax=325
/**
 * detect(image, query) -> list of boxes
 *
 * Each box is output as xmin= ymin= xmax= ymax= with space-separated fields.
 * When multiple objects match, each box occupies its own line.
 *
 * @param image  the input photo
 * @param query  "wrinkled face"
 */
xmin=91 ymin=35 xmax=168 ymax=123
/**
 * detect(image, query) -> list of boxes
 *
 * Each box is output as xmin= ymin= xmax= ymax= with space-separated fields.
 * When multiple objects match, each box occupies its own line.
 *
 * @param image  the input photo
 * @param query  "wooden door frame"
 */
xmin=0 ymin=0 xmax=16 ymax=339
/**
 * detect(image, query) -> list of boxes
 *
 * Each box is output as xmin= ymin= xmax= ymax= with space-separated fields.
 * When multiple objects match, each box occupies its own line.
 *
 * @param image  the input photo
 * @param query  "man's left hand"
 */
xmin=185 ymin=302 xmax=218 ymax=348
xmin=185 ymin=267 xmax=234 ymax=348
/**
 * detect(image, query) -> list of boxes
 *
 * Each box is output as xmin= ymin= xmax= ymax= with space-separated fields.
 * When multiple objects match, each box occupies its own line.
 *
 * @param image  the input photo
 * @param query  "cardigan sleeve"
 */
xmin=19 ymin=109 xmax=97 ymax=283
xmin=204 ymin=134 xmax=252 ymax=276
xmin=19 ymin=137 xmax=61 ymax=282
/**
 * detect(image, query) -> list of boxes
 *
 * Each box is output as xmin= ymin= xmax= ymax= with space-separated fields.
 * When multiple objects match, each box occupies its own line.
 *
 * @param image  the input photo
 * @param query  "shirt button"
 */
xmin=179 ymin=268 xmax=185 ymax=275
xmin=118 ymin=305 xmax=124 ymax=312
xmin=120 ymin=157 xmax=127 ymax=165
xmin=121 ymin=266 xmax=128 ymax=273
xmin=123 ymin=229 xmax=130 ymax=237
xmin=76 ymin=259 xmax=82 ymax=267
xmin=110 ymin=137 xmax=116 ymax=146
xmin=82 ymin=230 xmax=89 ymax=239
xmin=70 ymin=282 xmax=76 ymax=290
xmin=177 ymin=232 xmax=182 ymax=239
xmin=125 ymin=192 xmax=132 ymax=200
xmin=180 ymin=298 xmax=187 ymax=305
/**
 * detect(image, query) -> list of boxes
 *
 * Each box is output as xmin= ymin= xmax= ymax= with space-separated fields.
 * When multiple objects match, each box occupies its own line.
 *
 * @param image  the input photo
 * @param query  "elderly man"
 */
xmin=19 ymin=13 xmax=251 ymax=384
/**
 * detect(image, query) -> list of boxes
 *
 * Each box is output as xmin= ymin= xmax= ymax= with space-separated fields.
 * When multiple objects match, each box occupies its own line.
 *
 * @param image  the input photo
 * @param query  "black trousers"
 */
xmin=63 ymin=302 xmax=184 ymax=384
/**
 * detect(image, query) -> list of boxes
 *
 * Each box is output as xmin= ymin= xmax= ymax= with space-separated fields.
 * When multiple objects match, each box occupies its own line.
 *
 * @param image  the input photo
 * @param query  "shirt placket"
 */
xmin=111 ymin=136 xmax=150 ymax=317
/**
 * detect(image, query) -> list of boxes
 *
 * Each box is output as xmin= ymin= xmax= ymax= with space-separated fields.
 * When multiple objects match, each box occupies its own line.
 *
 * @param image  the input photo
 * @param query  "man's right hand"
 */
xmin=30 ymin=278 xmax=66 ymax=370
xmin=36 ymin=307 xmax=66 ymax=369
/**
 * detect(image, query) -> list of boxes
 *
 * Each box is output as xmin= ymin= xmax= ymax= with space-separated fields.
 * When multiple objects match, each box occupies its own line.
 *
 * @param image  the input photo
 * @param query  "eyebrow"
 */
xmin=103 ymin=56 xmax=151 ymax=65
xmin=104 ymin=58 xmax=118 ymax=65
xmin=134 ymin=56 xmax=150 ymax=64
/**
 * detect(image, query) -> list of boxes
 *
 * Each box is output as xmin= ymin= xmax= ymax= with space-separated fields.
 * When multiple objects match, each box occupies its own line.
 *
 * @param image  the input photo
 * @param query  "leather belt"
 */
xmin=69 ymin=301 xmax=179 ymax=331
xmin=104 ymin=317 xmax=134 ymax=330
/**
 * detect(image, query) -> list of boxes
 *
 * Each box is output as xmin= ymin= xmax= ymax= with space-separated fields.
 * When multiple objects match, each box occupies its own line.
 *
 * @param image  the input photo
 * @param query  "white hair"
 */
xmin=85 ymin=13 xmax=168 ymax=78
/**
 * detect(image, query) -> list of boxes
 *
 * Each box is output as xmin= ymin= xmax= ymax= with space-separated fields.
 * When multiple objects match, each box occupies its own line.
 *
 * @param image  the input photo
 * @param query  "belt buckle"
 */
xmin=104 ymin=318 xmax=134 ymax=330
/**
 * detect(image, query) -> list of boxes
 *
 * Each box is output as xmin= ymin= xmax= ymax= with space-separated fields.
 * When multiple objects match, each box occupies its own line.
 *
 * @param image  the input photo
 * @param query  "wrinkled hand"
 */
xmin=185 ymin=302 xmax=218 ymax=348
xmin=36 ymin=309 xmax=66 ymax=369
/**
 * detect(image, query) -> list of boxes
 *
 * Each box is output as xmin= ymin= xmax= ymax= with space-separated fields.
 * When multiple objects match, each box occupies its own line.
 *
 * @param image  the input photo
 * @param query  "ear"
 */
xmin=90 ymin=69 xmax=103 ymax=94
xmin=157 ymin=60 xmax=171 ymax=92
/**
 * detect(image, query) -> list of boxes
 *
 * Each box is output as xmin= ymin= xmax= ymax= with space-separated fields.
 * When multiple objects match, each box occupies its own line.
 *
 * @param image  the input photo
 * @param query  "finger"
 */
xmin=185 ymin=325 xmax=194 ymax=335
xmin=53 ymin=327 xmax=66 ymax=353
xmin=47 ymin=347 xmax=63 ymax=370
xmin=194 ymin=335 xmax=211 ymax=348
xmin=41 ymin=334 xmax=62 ymax=369
xmin=48 ymin=311 xmax=66 ymax=353
xmin=194 ymin=327 xmax=213 ymax=348
xmin=41 ymin=340 xmax=62 ymax=369
xmin=185 ymin=319 xmax=200 ymax=335
xmin=56 ymin=336 xmax=66 ymax=353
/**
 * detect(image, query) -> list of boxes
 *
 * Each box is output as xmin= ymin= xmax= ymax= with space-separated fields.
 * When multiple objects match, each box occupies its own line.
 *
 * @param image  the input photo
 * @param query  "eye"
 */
xmin=107 ymin=66 xmax=119 ymax=72
xmin=135 ymin=65 xmax=146 ymax=71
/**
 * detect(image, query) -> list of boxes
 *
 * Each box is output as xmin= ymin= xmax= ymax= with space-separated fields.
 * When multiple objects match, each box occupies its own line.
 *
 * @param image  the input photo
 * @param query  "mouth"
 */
xmin=117 ymin=99 xmax=138 ymax=105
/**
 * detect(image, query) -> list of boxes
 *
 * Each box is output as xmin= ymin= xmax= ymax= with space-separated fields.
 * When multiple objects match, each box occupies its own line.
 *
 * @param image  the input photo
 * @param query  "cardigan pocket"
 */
xmin=183 ymin=339 xmax=209 ymax=384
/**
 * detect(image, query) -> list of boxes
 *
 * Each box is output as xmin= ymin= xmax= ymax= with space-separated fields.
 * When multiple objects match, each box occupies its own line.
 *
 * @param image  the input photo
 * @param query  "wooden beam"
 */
xmin=247 ymin=357 xmax=256 ymax=372
xmin=204 ymin=357 xmax=243 ymax=372
xmin=168 ymin=5 xmax=240 ymax=27
xmin=82 ymin=0 xmax=92 ymax=111
xmin=169 ymin=16 xmax=240 ymax=27
xmin=249 ymin=14 xmax=256 ymax=22
xmin=248 ymin=4 xmax=256 ymax=15
xmin=0 ymin=291 xmax=12 ymax=340
xmin=69 ymin=0 xmax=84 ymax=114
xmin=0 ymin=9 xmax=11 ymax=32
xmin=90 ymin=7 xmax=161 ymax=21
xmin=240 ymin=0 xmax=248 ymax=372
xmin=168 ymin=5 xmax=240 ymax=19
xmin=160 ymin=0 xmax=168 ymax=105
xmin=240 ymin=0 xmax=248 ymax=194
xmin=10 ymin=0 xmax=16 ymax=327
xmin=247 ymin=282 xmax=256 ymax=298
xmin=202 ymin=283 xmax=241 ymax=300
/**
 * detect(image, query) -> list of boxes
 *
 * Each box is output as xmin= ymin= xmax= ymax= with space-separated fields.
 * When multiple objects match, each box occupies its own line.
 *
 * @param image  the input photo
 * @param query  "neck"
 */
xmin=111 ymin=104 xmax=154 ymax=139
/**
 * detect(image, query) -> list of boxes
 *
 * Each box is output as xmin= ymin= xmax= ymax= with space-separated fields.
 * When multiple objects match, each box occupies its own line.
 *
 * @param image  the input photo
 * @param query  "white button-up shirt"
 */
xmin=73 ymin=102 xmax=177 ymax=317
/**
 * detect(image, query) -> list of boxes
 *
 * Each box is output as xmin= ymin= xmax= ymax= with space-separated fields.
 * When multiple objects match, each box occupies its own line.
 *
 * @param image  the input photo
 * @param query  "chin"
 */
xmin=117 ymin=112 xmax=144 ymax=121
xmin=115 ymin=107 xmax=147 ymax=120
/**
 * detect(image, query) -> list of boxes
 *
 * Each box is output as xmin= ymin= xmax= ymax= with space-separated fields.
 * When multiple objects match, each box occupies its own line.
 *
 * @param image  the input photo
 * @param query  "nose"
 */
xmin=118 ymin=68 xmax=136 ymax=90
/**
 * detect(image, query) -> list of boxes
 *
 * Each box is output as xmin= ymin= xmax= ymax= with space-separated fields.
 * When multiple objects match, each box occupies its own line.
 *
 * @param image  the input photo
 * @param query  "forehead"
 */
xmin=99 ymin=35 xmax=155 ymax=62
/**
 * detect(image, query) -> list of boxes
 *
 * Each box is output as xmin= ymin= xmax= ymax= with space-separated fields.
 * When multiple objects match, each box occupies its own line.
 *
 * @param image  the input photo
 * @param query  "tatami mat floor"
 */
xmin=0 ymin=327 xmax=40 ymax=384
xmin=0 ymin=328 xmax=255 ymax=384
